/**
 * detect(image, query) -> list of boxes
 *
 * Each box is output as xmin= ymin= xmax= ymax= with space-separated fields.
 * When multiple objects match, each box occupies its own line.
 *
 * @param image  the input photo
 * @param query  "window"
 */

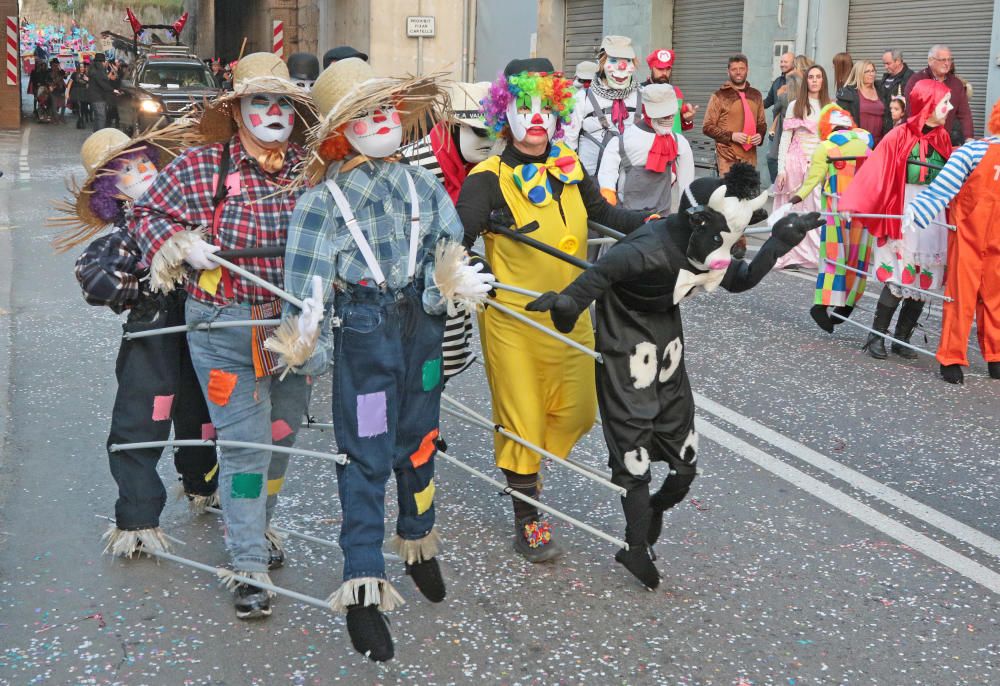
xmin=139 ymin=64 xmax=215 ymax=89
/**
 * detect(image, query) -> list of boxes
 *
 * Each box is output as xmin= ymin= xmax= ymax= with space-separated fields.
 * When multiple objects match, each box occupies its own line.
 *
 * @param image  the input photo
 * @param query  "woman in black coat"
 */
xmin=836 ymin=60 xmax=892 ymax=144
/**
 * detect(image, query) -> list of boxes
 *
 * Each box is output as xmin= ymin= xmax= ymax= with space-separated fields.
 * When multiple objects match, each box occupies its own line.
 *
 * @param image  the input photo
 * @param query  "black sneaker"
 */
xmin=406 ymin=557 xmax=446 ymax=602
xmin=267 ymin=538 xmax=285 ymax=571
xmin=346 ymin=602 xmax=394 ymax=661
xmin=234 ymin=583 xmax=272 ymax=620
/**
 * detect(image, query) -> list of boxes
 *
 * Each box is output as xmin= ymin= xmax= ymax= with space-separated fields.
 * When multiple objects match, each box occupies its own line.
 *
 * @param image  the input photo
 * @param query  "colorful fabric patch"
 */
xmin=522 ymin=520 xmax=552 ymax=549
xmin=421 ymin=357 xmax=442 ymax=391
xmin=267 ymin=477 xmax=285 ymax=496
xmin=151 ymin=394 xmax=174 ymax=421
xmin=410 ymin=428 xmax=440 ymax=469
xmin=201 ymin=423 xmax=217 ymax=440
xmin=511 ymin=142 xmax=583 ymax=207
xmin=198 ymin=267 xmax=223 ymax=296
xmin=356 ymin=391 xmax=388 ymax=438
xmin=225 ymin=171 xmax=241 ymax=195
xmin=204 ymin=462 xmax=219 ymax=483
xmin=413 ymin=479 xmax=435 ymax=515
xmin=207 ymin=369 xmax=238 ymax=406
xmin=271 ymin=419 xmax=293 ymax=442
xmin=231 ymin=472 xmax=263 ymax=499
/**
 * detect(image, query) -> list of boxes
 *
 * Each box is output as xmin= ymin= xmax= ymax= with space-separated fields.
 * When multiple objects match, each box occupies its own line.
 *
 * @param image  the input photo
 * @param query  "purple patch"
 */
xmin=357 ymin=391 xmax=388 ymax=438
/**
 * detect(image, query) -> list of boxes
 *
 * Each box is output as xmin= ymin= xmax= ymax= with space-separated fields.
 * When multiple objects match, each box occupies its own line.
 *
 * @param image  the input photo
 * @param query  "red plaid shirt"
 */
xmin=132 ymin=134 xmax=307 ymax=305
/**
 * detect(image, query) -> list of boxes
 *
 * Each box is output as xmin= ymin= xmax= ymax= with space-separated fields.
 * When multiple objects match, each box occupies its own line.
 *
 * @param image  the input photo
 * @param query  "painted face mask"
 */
xmin=458 ymin=124 xmax=492 ymax=163
xmin=345 ymin=105 xmax=403 ymax=158
xmin=115 ymin=154 xmax=157 ymax=200
xmin=505 ymin=96 xmax=557 ymax=142
xmin=933 ymin=93 xmax=954 ymax=123
xmin=293 ymin=79 xmax=315 ymax=92
xmin=239 ymin=93 xmax=295 ymax=144
xmin=603 ymin=57 xmax=635 ymax=89
xmin=650 ymin=115 xmax=675 ymax=135
xmin=828 ymin=110 xmax=853 ymax=130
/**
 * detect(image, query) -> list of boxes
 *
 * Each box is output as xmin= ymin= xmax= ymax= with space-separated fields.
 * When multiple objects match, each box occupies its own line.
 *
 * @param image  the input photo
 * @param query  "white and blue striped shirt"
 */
xmin=909 ymin=137 xmax=1000 ymax=229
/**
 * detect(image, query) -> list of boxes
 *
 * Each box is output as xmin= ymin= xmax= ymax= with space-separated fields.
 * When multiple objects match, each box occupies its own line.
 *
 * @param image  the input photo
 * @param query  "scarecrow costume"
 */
xmin=53 ymin=125 xmax=218 ymax=558
xmin=272 ymin=57 xmax=480 ymax=662
xmin=132 ymin=53 xmax=315 ymax=620
xmin=527 ymin=164 xmax=823 ymax=588
xmin=456 ymin=57 xmax=648 ymax=563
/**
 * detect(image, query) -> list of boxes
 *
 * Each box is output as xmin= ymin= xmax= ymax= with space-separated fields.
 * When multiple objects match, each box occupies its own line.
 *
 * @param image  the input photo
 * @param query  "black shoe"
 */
xmin=234 ymin=583 xmax=272 ymax=620
xmin=406 ymin=557 xmax=446 ymax=602
xmin=891 ymin=340 xmax=918 ymax=359
xmin=988 ymin=361 xmax=1000 ymax=379
xmin=831 ymin=305 xmax=854 ymax=324
xmin=940 ymin=364 xmax=964 ymax=385
xmin=810 ymin=305 xmax=834 ymax=333
xmin=346 ymin=602 xmax=394 ymax=662
xmin=615 ymin=545 xmax=660 ymax=590
xmin=863 ymin=332 xmax=888 ymax=359
xmin=267 ymin=540 xmax=285 ymax=571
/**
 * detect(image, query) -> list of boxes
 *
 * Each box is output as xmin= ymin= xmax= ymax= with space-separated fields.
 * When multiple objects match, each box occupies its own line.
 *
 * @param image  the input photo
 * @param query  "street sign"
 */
xmin=406 ymin=16 xmax=435 ymax=38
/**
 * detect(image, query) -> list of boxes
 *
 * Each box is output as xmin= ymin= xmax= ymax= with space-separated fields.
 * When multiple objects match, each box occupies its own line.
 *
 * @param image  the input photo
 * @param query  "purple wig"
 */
xmin=480 ymin=70 xmax=577 ymax=140
xmin=88 ymin=144 xmax=160 ymax=222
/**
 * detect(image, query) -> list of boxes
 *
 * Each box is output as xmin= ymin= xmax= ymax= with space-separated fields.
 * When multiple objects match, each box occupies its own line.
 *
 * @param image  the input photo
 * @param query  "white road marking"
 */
xmin=699 ymin=417 xmax=1000 ymax=594
xmin=18 ymin=125 xmax=30 ymax=181
xmin=695 ymin=391 xmax=1000 ymax=561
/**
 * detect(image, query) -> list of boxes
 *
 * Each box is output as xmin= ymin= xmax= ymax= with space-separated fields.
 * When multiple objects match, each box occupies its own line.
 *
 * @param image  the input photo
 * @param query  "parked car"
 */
xmin=116 ymin=45 xmax=219 ymax=134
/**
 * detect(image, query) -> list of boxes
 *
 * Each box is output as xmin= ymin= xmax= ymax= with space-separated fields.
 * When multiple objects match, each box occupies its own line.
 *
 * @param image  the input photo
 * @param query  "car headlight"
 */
xmin=140 ymin=99 xmax=163 ymax=113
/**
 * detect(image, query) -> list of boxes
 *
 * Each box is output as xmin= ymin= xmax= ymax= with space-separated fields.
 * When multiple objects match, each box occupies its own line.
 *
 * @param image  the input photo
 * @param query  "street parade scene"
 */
xmin=0 ymin=0 xmax=999 ymax=683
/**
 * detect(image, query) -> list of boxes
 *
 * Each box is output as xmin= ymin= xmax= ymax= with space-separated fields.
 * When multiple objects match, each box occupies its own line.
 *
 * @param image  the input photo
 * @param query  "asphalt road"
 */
xmin=0 ymin=120 xmax=998 ymax=686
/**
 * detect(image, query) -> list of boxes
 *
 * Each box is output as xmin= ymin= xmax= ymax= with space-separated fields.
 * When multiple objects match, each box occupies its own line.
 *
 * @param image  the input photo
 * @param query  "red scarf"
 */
xmin=612 ymin=98 xmax=629 ymax=133
xmin=429 ymin=122 xmax=470 ymax=204
xmin=643 ymin=115 xmax=678 ymax=172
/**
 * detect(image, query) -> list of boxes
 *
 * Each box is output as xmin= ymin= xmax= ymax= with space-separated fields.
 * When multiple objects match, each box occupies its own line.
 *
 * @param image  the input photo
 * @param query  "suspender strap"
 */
xmin=403 ymin=170 xmax=421 ymax=279
xmin=633 ymin=87 xmax=643 ymax=125
xmin=325 ymin=179 xmax=388 ymax=287
xmin=587 ymin=89 xmax=612 ymax=131
xmin=212 ymin=143 xmax=235 ymax=299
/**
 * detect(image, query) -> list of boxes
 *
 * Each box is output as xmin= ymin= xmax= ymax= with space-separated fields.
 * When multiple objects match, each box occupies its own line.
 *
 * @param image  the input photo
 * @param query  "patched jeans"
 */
xmin=186 ymin=298 xmax=312 ymax=572
xmin=332 ymin=285 xmax=444 ymax=581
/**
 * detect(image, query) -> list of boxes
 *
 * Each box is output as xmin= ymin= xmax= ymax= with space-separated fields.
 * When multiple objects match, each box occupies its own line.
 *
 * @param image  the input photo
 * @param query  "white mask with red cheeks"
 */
xmin=505 ymin=96 xmax=557 ymax=142
xmin=932 ymin=93 xmax=954 ymax=124
xmin=115 ymin=154 xmax=157 ymax=200
xmin=239 ymin=94 xmax=295 ymax=144
xmin=603 ymin=57 xmax=635 ymax=88
xmin=345 ymin=105 xmax=403 ymax=158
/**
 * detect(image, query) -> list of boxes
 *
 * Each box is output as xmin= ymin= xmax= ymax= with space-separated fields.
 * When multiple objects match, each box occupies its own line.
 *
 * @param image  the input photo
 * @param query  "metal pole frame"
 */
xmin=109 ymin=439 xmax=349 ymax=465
xmin=829 ymin=311 xmax=937 ymax=358
xmin=486 ymin=299 xmax=603 ymax=363
xmin=122 ymin=318 xmax=281 ymax=341
xmin=821 ymin=258 xmax=952 ymax=303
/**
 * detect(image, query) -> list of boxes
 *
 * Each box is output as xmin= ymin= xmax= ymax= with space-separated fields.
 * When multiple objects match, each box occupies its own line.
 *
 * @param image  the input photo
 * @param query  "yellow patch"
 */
xmin=413 ymin=479 xmax=435 ymax=515
xmin=267 ymin=477 xmax=285 ymax=496
xmin=557 ymin=234 xmax=579 ymax=254
xmin=198 ymin=267 xmax=223 ymax=295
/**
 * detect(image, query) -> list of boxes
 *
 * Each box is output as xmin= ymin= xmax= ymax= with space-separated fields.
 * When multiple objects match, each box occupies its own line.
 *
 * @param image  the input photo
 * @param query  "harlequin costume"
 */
xmin=52 ymin=125 xmax=218 ymax=558
xmin=131 ymin=53 xmax=315 ymax=620
xmin=907 ymin=97 xmax=1000 ymax=385
xmin=787 ymin=104 xmax=875 ymax=332
xmin=840 ymin=79 xmax=953 ymax=360
xmin=526 ymin=163 xmax=824 ymax=587
xmin=273 ymin=58 xmax=474 ymax=662
xmin=456 ymin=57 xmax=648 ymax=562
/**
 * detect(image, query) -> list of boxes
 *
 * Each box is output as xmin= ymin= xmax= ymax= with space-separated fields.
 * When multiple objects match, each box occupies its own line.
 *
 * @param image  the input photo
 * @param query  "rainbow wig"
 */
xmin=481 ymin=70 xmax=577 ymax=140
xmin=88 ymin=144 xmax=160 ymax=223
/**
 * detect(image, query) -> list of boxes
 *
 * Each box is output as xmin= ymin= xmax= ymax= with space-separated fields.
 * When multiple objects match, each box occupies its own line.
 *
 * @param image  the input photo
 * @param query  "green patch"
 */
xmin=421 ymin=357 xmax=442 ymax=392
xmin=231 ymin=473 xmax=263 ymax=499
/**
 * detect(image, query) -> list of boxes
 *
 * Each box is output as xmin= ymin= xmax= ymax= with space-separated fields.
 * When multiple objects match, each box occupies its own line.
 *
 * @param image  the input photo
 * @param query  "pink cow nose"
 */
xmin=709 ymin=259 xmax=731 ymax=270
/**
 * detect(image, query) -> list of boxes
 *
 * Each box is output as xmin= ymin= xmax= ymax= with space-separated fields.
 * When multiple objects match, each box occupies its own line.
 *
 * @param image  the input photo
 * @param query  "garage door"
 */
xmin=847 ymin=0 xmax=993 ymax=136
xmin=563 ymin=0 xmax=603 ymax=77
xmin=670 ymin=0 xmax=746 ymax=151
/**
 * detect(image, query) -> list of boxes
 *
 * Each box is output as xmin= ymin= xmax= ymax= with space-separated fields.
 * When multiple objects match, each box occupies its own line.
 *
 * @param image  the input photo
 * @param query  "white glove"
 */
xmin=297 ymin=275 xmax=325 ymax=340
xmin=452 ymin=260 xmax=496 ymax=299
xmin=901 ymin=206 xmax=917 ymax=233
xmin=183 ymin=237 xmax=221 ymax=270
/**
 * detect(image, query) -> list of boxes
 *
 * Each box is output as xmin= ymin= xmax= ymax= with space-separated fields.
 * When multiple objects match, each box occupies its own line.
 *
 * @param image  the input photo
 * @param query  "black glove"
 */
xmin=771 ymin=212 xmax=825 ymax=252
xmin=525 ymin=291 xmax=583 ymax=333
xmin=467 ymin=254 xmax=496 ymax=297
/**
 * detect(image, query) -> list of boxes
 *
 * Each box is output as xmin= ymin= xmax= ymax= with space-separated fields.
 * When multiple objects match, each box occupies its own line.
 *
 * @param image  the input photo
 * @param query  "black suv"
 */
xmin=116 ymin=45 xmax=220 ymax=134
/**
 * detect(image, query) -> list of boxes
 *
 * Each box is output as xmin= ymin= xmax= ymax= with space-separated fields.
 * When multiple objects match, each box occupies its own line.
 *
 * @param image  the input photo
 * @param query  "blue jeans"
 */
xmin=332 ymin=285 xmax=444 ymax=581
xmin=185 ymin=298 xmax=312 ymax=572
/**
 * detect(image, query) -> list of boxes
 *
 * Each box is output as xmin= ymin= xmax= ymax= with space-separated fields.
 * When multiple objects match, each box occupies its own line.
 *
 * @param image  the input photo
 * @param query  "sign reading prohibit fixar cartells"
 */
xmin=406 ymin=16 xmax=435 ymax=37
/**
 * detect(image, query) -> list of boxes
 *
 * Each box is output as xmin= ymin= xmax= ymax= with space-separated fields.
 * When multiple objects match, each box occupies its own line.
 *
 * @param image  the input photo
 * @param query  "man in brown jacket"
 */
xmin=703 ymin=54 xmax=767 ymax=174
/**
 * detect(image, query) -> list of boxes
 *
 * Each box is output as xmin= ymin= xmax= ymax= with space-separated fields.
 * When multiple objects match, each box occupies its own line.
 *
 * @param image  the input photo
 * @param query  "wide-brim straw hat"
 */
xmin=50 ymin=119 xmax=193 ymax=252
xmin=195 ymin=52 xmax=316 ymax=147
xmin=304 ymin=57 xmax=451 ymax=179
xmin=448 ymin=81 xmax=490 ymax=128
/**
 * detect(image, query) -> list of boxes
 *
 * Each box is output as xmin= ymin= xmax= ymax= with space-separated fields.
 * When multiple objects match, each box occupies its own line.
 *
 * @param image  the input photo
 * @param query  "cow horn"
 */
xmin=748 ymin=188 xmax=769 ymax=211
xmin=707 ymin=185 xmax=727 ymax=212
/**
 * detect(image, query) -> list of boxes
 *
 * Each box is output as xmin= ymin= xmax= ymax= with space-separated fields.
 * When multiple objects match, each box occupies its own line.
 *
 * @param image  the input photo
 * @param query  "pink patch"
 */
xmin=391 ymin=111 xmax=401 ymax=124
xmin=225 ymin=171 xmax=241 ymax=195
xmin=248 ymin=113 xmax=262 ymax=127
xmin=271 ymin=419 xmax=293 ymax=442
xmin=709 ymin=259 xmax=731 ymax=270
xmin=152 ymin=395 xmax=174 ymax=421
xmin=554 ymin=155 xmax=576 ymax=173
xmin=287 ymin=113 xmax=294 ymax=125
xmin=201 ymin=423 xmax=217 ymax=440
xmin=352 ymin=120 xmax=368 ymax=135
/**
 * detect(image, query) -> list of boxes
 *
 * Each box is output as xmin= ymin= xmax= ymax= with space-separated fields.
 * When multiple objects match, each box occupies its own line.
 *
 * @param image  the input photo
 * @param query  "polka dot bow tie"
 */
xmin=512 ymin=142 xmax=585 ymax=206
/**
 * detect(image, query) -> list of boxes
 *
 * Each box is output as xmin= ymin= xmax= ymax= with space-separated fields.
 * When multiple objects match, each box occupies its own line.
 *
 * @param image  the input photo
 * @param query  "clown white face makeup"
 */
xmin=930 ymin=93 xmax=954 ymax=125
xmin=505 ymin=96 xmax=557 ymax=143
xmin=603 ymin=56 xmax=635 ymax=89
xmin=240 ymin=94 xmax=295 ymax=145
xmin=650 ymin=115 xmax=675 ymax=135
xmin=345 ymin=105 xmax=403 ymax=158
xmin=115 ymin=154 xmax=156 ymax=200
xmin=458 ymin=123 xmax=492 ymax=163
xmin=828 ymin=110 xmax=853 ymax=130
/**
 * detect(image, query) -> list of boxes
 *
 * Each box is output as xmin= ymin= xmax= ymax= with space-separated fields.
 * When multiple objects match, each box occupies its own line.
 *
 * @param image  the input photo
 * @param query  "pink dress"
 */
xmin=774 ymin=99 xmax=822 ymax=268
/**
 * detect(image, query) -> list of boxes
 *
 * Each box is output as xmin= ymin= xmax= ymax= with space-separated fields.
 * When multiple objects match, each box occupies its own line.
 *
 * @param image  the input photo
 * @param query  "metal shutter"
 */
xmin=847 ymin=0 xmax=993 ymax=136
xmin=563 ymin=0 xmax=603 ymax=77
xmin=671 ymin=0 xmax=746 ymax=150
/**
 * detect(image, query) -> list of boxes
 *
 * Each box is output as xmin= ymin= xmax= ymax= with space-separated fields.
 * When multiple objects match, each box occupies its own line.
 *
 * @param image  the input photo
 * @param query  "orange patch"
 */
xmin=409 ymin=428 xmax=440 ymax=469
xmin=207 ymin=369 xmax=239 ymax=406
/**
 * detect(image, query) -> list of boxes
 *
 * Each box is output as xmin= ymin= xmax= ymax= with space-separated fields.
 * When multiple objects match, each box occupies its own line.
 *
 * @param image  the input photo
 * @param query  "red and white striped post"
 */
xmin=5 ymin=17 xmax=17 ymax=86
xmin=272 ymin=20 xmax=284 ymax=58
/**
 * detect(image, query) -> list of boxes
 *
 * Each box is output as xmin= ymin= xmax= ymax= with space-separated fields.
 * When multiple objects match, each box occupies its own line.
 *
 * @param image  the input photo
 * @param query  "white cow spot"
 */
xmin=629 ymin=341 xmax=658 ymax=389
xmin=658 ymin=337 xmax=683 ymax=383
xmin=623 ymin=447 xmax=651 ymax=476
xmin=679 ymin=429 xmax=698 ymax=464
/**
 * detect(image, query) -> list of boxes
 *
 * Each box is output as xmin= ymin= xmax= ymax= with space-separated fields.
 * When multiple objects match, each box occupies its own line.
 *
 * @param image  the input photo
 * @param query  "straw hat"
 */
xmin=448 ymin=81 xmax=489 ymax=128
xmin=640 ymin=84 xmax=679 ymax=118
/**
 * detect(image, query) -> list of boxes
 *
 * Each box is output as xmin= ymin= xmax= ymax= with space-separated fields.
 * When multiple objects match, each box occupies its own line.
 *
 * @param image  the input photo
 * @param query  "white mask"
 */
xmin=933 ymin=94 xmax=954 ymax=122
xmin=293 ymin=79 xmax=315 ymax=92
xmin=603 ymin=57 xmax=635 ymax=89
xmin=239 ymin=93 xmax=295 ymax=144
xmin=505 ymin=96 xmax=556 ymax=143
xmin=650 ymin=115 xmax=674 ymax=135
xmin=458 ymin=124 xmax=492 ymax=163
xmin=115 ymin=154 xmax=156 ymax=200
xmin=345 ymin=105 xmax=403 ymax=158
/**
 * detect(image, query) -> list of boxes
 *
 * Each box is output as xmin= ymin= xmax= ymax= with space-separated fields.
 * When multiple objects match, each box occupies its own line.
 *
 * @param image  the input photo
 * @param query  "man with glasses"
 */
xmin=904 ymin=44 xmax=973 ymax=144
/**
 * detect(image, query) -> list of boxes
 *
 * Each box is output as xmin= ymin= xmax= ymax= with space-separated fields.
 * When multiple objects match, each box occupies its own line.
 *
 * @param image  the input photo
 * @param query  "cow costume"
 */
xmin=527 ymin=164 xmax=824 ymax=587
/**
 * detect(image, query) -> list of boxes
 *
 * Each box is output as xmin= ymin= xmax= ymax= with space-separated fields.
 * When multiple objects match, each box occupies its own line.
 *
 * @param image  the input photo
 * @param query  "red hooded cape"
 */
xmin=839 ymin=79 xmax=952 ymax=240
xmin=429 ymin=122 xmax=470 ymax=204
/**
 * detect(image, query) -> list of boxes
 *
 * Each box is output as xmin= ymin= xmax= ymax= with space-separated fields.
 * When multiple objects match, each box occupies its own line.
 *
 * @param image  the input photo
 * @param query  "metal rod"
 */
xmin=829 ymin=312 xmax=936 ymax=358
xmin=206 ymin=254 xmax=305 ymax=309
xmin=587 ymin=220 xmax=626 ymax=240
xmin=122 ymin=318 xmax=281 ymax=341
xmin=493 ymin=282 xmax=544 ymax=298
xmin=587 ymin=237 xmax=618 ymax=246
xmin=821 ymin=259 xmax=952 ymax=302
xmin=489 ymin=224 xmax=592 ymax=270
xmin=817 ymin=211 xmax=955 ymax=231
xmin=301 ymin=421 xmax=335 ymax=429
xmin=744 ymin=227 xmax=773 ymax=235
xmin=215 ymin=247 xmax=284 ymax=259
xmin=486 ymin=300 xmax=603 ymax=362
xmin=109 ymin=439 xmax=348 ymax=465
xmin=436 ymin=450 xmax=627 ymax=549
